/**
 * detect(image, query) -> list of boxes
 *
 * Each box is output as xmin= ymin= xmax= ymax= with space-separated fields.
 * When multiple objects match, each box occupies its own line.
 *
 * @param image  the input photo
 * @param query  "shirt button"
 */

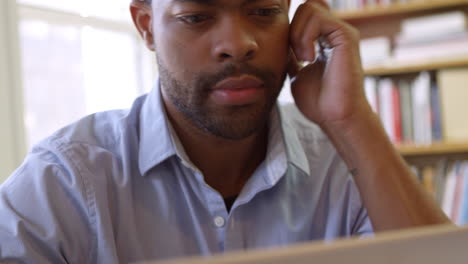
xmin=214 ymin=216 xmax=225 ymax=228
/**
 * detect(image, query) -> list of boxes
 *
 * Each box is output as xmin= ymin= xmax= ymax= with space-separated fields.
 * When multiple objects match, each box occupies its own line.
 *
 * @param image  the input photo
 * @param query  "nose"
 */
xmin=212 ymin=16 xmax=259 ymax=63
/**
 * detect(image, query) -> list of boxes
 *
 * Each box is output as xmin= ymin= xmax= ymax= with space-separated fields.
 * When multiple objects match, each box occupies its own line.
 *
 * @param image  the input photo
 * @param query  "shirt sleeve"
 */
xmin=351 ymin=205 xmax=374 ymax=237
xmin=0 ymin=145 xmax=93 ymax=263
xmin=348 ymin=173 xmax=374 ymax=237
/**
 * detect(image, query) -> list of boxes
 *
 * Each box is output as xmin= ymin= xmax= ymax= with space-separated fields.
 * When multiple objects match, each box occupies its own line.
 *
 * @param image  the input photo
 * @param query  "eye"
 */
xmin=251 ymin=8 xmax=282 ymax=17
xmin=177 ymin=14 xmax=211 ymax=25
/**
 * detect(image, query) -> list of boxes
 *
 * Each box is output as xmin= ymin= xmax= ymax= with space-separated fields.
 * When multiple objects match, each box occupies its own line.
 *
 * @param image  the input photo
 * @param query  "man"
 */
xmin=0 ymin=0 xmax=449 ymax=263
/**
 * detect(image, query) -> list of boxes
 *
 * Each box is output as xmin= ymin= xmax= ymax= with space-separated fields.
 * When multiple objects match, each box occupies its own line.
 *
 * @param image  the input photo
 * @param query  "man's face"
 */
xmin=153 ymin=0 xmax=290 ymax=140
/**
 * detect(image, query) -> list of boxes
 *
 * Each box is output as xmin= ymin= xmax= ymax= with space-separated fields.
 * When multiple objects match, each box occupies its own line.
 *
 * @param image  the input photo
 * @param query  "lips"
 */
xmin=210 ymin=75 xmax=265 ymax=106
xmin=214 ymin=75 xmax=264 ymax=91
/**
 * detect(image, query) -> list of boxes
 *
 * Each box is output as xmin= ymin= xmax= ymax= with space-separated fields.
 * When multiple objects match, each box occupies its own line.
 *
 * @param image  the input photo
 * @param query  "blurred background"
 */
xmin=2 ymin=0 xmax=468 ymax=225
xmin=1 ymin=0 xmax=156 ymax=158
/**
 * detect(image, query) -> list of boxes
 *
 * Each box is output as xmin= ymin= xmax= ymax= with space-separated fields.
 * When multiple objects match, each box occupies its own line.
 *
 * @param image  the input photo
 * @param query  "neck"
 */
xmin=164 ymin=103 xmax=269 ymax=198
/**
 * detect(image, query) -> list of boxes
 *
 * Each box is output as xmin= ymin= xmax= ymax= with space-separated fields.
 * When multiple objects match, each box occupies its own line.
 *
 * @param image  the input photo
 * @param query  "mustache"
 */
xmin=197 ymin=64 xmax=276 ymax=91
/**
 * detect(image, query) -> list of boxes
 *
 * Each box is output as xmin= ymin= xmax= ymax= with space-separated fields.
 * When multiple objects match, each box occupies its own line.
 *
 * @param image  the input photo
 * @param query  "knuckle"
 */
xmin=343 ymin=24 xmax=360 ymax=41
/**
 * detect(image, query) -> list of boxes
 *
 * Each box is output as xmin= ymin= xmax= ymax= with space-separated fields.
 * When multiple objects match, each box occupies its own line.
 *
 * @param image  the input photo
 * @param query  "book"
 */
xmin=434 ymin=159 xmax=449 ymax=205
xmin=458 ymin=163 xmax=468 ymax=225
xmin=442 ymin=162 xmax=459 ymax=217
xmin=360 ymin=37 xmax=392 ymax=67
xmin=430 ymin=77 xmax=443 ymax=142
xmin=391 ymin=82 xmax=402 ymax=143
xmin=328 ymin=0 xmax=401 ymax=11
xmin=392 ymin=36 xmax=468 ymax=62
xmin=395 ymin=31 xmax=468 ymax=48
xmin=437 ymin=68 xmax=468 ymax=142
xmin=451 ymin=164 xmax=465 ymax=222
xmin=378 ymin=78 xmax=396 ymax=141
xmin=398 ymin=79 xmax=414 ymax=143
xmin=400 ymin=11 xmax=468 ymax=40
xmin=364 ymin=77 xmax=379 ymax=113
xmin=422 ymin=166 xmax=435 ymax=197
xmin=411 ymin=72 xmax=432 ymax=145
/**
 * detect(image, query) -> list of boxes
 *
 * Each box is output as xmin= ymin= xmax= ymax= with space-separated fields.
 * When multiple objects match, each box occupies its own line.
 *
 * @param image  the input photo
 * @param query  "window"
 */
xmin=17 ymin=0 xmax=157 ymax=149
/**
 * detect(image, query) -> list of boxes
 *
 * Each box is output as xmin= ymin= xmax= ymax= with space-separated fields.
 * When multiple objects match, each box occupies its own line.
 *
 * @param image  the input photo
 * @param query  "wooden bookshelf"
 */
xmin=335 ymin=0 xmax=468 ymax=21
xmin=333 ymin=1 xmax=468 ymax=165
xmin=398 ymin=142 xmax=468 ymax=166
xmin=398 ymin=142 xmax=468 ymax=157
xmin=364 ymin=57 xmax=468 ymax=76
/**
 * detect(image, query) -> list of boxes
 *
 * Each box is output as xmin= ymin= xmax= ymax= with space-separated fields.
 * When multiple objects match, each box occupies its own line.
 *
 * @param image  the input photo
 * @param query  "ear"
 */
xmin=130 ymin=1 xmax=155 ymax=51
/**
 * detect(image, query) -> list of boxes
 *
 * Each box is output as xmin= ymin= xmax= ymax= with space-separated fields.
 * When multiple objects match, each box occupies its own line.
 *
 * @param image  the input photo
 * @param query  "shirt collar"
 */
xmin=138 ymin=82 xmax=177 ymax=176
xmin=137 ymin=80 xmax=310 ymax=178
xmin=278 ymin=104 xmax=311 ymax=175
xmin=263 ymin=104 xmax=311 ymax=185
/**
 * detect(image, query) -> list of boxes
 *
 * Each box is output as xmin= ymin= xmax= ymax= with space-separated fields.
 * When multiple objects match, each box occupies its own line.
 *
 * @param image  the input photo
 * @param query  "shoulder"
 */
xmin=45 ymin=109 xmax=133 ymax=151
xmin=0 ymin=134 xmax=97 ymax=263
xmin=1 ymin=106 xmax=139 ymax=210
xmin=32 ymin=94 xmax=148 ymax=165
xmin=1 ymin=95 xmax=147 ymax=204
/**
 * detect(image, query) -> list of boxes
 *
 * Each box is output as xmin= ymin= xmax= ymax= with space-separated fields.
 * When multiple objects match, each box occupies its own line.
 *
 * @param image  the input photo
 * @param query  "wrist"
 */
xmin=320 ymin=106 xmax=378 ymax=139
xmin=320 ymin=107 xmax=388 ymax=171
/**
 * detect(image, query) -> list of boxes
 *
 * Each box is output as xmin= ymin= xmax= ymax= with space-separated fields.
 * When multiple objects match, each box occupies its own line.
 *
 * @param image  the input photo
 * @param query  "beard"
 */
xmin=158 ymin=58 xmax=286 ymax=140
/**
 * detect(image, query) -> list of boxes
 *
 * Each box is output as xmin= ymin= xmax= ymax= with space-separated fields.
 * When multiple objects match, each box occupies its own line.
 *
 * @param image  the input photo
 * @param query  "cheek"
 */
xmin=157 ymin=39 xmax=190 ymax=74
xmin=259 ymin=27 xmax=290 ymax=74
xmin=155 ymin=27 xmax=207 ymax=80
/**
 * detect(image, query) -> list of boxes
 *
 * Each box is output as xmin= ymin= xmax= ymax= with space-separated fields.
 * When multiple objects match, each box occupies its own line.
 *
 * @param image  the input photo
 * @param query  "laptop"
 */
xmin=140 ymin=224 xmax=468 ymax=264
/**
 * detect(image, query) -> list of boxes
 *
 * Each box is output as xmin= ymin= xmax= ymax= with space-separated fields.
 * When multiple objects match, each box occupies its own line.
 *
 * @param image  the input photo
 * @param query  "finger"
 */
xmin=290 ymin=2 xmax=313 ymax=48
xmin=298 ymin=14 xmax=322 ymax=62
xmin=290 ymin=5 xmax=321 ymax=62
xmin=287 ymin=48 xmax=301 ymax=79
xmin=290 ymin=4 xmax=317 ymax=61
xmin=302 ymin=1 xmax=358 ymax=49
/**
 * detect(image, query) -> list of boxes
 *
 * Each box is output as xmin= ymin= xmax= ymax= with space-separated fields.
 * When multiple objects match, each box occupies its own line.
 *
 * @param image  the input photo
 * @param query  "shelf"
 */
xmin=364 ymin=57 xmax=468 ymax=76
xmin=397 ymin=142 xmax=468 ymax=157
xmin=335 ymin=0 xmax=468 ymax=21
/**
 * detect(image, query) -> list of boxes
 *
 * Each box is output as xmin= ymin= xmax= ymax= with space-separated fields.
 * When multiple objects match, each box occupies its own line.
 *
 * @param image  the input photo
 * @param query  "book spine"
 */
xmin=442 ymin=162 xmax=459 ymax=218
xmin=399 ymin=80 xmax=414 ymax=143
xmin=430 ymin=78 xmax=443 ymax=142
xmin=392 ymin=82 xmax=403 ymax=143
xmin=458 ymin=163 xmax=468 ymax=225
xmin=400 ymin=11 xmax=467 ymax=40
xmin=364 ymin=77 xmax=379 ymax=113
xmin=451 ymin=164 xmax=465 ymax=223
xmin=411 ymin=72 xmax=432 ymax=145
xmin=378 ymin=78 xmax=396 ymax=142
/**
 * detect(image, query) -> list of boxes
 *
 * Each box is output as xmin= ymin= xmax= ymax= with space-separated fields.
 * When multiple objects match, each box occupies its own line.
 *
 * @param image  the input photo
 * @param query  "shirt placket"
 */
xmin=191 ymin=170 xmax=231 ymax=252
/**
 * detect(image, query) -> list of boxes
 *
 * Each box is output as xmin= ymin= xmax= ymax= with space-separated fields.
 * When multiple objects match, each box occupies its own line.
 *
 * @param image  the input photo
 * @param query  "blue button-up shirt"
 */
xmin=0 ymin=84 xmax=373 ymax=263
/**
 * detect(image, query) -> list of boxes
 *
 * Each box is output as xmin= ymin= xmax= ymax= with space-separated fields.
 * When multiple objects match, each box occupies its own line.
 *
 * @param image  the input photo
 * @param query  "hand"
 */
xmin=288 ymin=0 xmax=372 ymax=130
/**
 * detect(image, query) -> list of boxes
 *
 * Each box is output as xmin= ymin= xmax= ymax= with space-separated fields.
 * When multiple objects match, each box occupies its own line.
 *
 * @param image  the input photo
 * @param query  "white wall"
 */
xmin=0 ymin=0 xmax=27 ymax=183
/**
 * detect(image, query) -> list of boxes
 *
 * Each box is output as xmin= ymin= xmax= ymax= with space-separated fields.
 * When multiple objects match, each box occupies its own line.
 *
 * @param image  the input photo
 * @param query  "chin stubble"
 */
xmin=157 ymin=59 xmax=286 ymax=140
